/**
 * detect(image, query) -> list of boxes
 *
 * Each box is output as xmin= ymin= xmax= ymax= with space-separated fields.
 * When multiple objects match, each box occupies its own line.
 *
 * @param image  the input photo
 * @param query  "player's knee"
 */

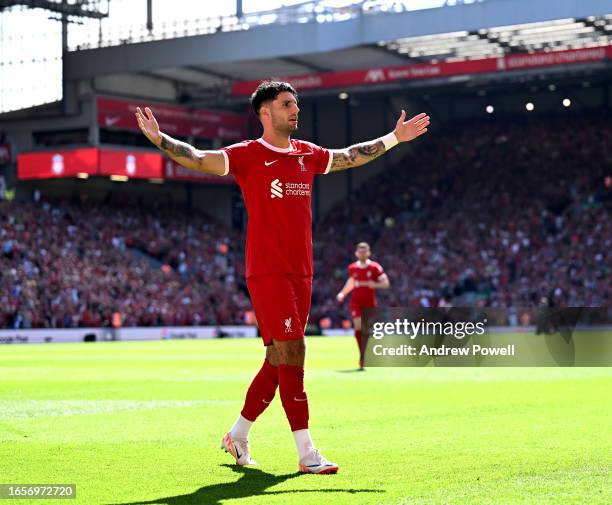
xmin=274 ymin=339 xmax=305 ymax=365
xmin=265 ymin=346 xmax=280 ymax=367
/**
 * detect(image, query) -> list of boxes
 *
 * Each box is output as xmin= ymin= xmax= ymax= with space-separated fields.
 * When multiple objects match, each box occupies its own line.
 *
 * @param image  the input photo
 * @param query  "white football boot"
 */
xmin=221 ymin=432 xmax=257 ymax=466
xmin=298 ymin=448 xmax=339 ymax=474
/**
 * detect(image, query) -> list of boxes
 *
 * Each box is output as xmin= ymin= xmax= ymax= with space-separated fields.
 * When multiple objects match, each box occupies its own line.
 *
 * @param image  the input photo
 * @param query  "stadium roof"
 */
xmin=381 ymin=17 xmax=612 ymax=62
xmin=0 ymin=0 xmax=108 ymax=18
xmin=1 ymin=0 xmax=611 ymax=113
xmin=62 ymin=0 xmax=611 ymax=105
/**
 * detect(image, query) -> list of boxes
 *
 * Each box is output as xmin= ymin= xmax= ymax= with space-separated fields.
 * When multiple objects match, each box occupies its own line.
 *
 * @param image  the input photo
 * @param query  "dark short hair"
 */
xmin=250 ymin=81 xmax=298 ymax=116
xmin=356 ymin=242 xmax=370 ymax=250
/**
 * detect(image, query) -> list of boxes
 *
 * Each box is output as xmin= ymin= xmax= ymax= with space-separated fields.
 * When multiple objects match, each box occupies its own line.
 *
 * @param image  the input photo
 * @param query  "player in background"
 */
xmin=135 ymin=81 xmax=429 ymax=474
xmin=337 ymin=242 xmax=390 ymax=369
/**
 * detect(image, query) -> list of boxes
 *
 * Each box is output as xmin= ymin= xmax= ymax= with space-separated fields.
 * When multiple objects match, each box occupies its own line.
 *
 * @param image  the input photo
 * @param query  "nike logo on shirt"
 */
xmin=264 ymin=160 xmax=278 ymax=166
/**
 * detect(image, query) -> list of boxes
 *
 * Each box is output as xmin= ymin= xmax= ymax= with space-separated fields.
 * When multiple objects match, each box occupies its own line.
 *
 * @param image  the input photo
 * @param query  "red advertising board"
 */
xmin=17 ymin=148 xmax=99 ymax=180
xmin=99 ymin=149 xmax=162 ymax=178
xmin=97 ymin=97 xmax=247 ymax=141
xmin=163 ymin=159 xmax=235 ymax=185
xmin=18 ymin=147 xmax=232 ymax=185
xmin=232 ymin=45 xmax=611 ymax=96
xmin=503 ymin=46 xmax=607 ymax=70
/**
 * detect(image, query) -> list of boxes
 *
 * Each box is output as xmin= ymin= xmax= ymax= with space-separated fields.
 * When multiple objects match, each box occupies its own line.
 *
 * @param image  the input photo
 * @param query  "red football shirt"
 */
xmin=348 ymin=260 xmax=385 ymax=308
xmin=220 ymin=138 xmax=332 ymax=278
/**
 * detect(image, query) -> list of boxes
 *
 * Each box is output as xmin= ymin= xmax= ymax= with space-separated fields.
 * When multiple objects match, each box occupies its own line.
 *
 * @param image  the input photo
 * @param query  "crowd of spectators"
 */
xmin=1 ymin=111 xmax=610 ymax=328
xmin=312 ymin=111 xmax=611 ymax=324
xmin=0 ymin=200 xmax=250 ymax=328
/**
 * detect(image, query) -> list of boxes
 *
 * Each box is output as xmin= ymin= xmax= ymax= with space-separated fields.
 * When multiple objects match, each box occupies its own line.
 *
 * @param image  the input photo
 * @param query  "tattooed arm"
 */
xmin=158 ymin=133 xmax=226 ymax=176
xmin=135 ymin=106 xmax=226 ymax=176
xmin=329 ymin=139 xmax=387 ymax=172
xmin=329 ymin=110 xmax=430 ymax=173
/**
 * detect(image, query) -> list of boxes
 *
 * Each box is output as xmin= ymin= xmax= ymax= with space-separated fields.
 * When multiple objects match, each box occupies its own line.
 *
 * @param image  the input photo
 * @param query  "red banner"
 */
xmin=503 ymin=46 xmax=607 ymax=70
xmin=18 ymin=147 xmax=232 ymax=185
xmin=163 ymin=159 xmax=235 ymax=185
xmin=99 ymin=149 xmax=162 ymax=178
xmin=97 ymin=97 xmax=247 ymax=141
xmin=0 ymin=144 xmax=10 ymax=165
xmin=17 ymin=148 xmax=99 ymax=180
xmin=232 ymin=45 xmax=611 ymax=96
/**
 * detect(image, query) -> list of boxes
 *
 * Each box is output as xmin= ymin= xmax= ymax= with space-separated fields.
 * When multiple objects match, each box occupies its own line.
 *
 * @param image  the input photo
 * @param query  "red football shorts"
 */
xmin=350 ymin=302 xmax=376 ymax=319
xmin=246 ymin=274 xmax=312 ymax=346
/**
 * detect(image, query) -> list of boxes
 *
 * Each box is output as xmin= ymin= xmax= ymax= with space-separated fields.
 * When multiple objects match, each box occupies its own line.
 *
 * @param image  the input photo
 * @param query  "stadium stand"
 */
xmin=0 ymin=199 xmax=249 ymax=328
xmin=312 ymin=110 xmax=611 ymax=324
xmin=2 ymin=110 xmax=609 ymax=329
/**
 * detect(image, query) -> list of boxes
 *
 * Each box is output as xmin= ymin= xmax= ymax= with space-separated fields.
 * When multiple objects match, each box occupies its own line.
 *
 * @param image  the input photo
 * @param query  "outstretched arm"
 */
xmin=135 ymin=106 xmax=227 ymax=176
xmin=336 ymin=277 xmax=355 ymax=302
xmin=328 ymin=111 xmax=430 ymax=173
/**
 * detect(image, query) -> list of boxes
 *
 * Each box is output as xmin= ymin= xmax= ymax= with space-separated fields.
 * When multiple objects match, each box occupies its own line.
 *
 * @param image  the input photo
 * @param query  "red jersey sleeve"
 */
xmin=219 ymin=141 xmax=251 ymax=177
xmin=372 ymin=262 xmax=385 ymax=280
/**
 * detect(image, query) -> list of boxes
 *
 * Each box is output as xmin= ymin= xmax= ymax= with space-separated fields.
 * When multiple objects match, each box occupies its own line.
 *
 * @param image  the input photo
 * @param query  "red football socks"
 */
xmin=278 ymin=364 xmax=309 ymax=431
xmin=240 ymin=359 xmax=279 ymax=422
xmin=240 ymin=361 xmax=310 ymax=431
xmin=355 ymin=329 xmax=364 ymax=367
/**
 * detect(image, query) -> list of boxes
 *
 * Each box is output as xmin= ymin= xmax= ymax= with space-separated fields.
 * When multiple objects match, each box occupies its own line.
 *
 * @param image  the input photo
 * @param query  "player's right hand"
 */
xmin=336 ymin=293 xmax=345 ymax=302
xmin=135 ymin=107 xmax=162 ymax=147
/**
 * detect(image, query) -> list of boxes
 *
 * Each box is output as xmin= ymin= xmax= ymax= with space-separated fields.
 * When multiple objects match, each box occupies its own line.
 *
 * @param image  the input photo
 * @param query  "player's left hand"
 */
xmin=393 ymin=111 xmax=430 ymax=142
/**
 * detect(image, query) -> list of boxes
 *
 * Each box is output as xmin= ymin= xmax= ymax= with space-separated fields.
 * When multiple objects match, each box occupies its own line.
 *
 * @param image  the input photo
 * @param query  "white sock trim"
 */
xmin=381 ymin=131 xmax=399 ymax=151
xmin=293 ymin=428 xmax=315 ymax=460
xmin=230 ymin=414 xmax=253 ymax=440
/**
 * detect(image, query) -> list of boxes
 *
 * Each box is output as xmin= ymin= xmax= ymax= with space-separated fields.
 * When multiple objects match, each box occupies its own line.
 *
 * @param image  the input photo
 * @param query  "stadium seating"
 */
xmin=1 ymin=111 xmax=609 ymax=328
xmin=312 ymin=110 xmax=611 ymax=324
xmin=0 ymin=200 xmax=250 ymax=328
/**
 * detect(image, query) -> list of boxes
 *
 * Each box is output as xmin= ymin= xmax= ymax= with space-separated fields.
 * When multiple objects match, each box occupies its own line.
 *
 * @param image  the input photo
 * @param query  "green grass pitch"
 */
xmin=1 ymin=337 xmax=610 ymax=504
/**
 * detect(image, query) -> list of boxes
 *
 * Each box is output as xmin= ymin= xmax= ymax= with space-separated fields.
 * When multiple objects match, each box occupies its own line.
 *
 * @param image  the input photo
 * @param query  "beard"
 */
xmin=272 ymin=115 xmax=298 ymax=134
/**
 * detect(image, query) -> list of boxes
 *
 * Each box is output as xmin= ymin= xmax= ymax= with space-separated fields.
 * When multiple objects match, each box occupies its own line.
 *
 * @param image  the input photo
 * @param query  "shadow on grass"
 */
xmin=109 ymin=464 xmax=382 ymax=505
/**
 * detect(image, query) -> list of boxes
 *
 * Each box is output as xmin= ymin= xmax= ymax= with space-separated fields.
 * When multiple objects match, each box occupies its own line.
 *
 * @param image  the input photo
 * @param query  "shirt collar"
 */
xmin=257 ymin=137 xmax=294 ymax=153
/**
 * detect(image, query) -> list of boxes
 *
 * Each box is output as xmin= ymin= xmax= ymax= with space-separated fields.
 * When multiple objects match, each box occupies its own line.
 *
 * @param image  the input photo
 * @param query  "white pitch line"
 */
xmin=0 ymin=399 xmax=237 ymax=419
